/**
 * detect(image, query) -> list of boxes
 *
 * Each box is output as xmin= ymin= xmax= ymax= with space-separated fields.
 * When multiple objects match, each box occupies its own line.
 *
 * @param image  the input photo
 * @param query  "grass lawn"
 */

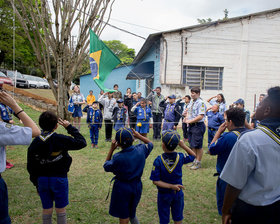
xmin=4 ymin=104 xmax=220 ymax=224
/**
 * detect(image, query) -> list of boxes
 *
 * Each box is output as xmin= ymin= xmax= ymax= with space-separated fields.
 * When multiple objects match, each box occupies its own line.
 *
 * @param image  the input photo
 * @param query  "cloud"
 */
xmin=99 ymin=0 xmax=280 ymax=53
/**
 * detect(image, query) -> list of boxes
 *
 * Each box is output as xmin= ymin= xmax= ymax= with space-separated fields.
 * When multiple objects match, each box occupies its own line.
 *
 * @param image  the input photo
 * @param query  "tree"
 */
xmin=197 ymin=9 xmax=229 ymax=24
xmin=0 ymin=0 xmax=39 ymax=75
xmin=104 ymin=40 xmax=135 ymax=66
xmin=9 ymin=0 xmax=116 ymax=118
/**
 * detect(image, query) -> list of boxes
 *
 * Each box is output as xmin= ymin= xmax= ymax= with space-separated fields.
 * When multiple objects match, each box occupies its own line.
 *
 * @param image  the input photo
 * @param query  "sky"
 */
xmin=99 ymin=0 xmax=280 ymax=53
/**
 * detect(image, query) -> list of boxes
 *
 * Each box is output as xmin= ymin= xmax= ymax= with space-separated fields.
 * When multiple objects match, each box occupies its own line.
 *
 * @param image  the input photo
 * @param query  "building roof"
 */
xmin=133 ymin=7 xmax=280 ymax=63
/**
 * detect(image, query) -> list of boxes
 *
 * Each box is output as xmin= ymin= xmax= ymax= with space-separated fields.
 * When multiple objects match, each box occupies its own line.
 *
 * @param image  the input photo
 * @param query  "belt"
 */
xmin=190 ymin=122 xmax=203 ymax=126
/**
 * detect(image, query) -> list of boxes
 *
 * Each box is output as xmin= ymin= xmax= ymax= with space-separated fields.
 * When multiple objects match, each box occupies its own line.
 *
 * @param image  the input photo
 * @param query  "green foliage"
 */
xmin=104 ymin=40 xmax=135 ymax=66
xmin=0 ymin=0 xmax=40 ymax=75
xmin=197 ymin=9 xmax=229 ymax=24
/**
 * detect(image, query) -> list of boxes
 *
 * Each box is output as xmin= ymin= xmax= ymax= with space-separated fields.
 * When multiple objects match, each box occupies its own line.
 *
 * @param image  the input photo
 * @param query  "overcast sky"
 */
xmin=99 ymin=0 xmax=280 ymax=53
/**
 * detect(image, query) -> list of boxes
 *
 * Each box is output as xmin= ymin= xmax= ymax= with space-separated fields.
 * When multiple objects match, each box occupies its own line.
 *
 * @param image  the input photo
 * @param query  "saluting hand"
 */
xmin=58 ymin=118 xmax=70 ymax=128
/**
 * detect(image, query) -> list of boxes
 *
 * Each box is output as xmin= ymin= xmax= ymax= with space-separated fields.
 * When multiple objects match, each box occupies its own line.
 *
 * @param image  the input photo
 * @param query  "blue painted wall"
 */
xmin=80 ymin=65 xmax=136 ymax=100
xmin=135 ymin=40 xmax=161 ymax=97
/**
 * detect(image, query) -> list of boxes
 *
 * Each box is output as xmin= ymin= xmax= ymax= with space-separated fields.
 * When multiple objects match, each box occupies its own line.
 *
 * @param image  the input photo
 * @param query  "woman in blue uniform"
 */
xmin=69 ymin=85 xmax=85 ymax=130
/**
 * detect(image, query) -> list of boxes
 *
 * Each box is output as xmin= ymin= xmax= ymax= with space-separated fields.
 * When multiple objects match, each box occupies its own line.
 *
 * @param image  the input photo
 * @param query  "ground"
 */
xmin=4 ymin=103 xmax=221 ymax=224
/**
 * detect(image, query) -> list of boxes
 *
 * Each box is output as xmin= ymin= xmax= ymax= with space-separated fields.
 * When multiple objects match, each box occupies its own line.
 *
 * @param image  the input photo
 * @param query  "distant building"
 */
xmin=80 ymin=65 xmax=136 ymax=99
xmin=128 ymin=8 xmax=280 ymax=111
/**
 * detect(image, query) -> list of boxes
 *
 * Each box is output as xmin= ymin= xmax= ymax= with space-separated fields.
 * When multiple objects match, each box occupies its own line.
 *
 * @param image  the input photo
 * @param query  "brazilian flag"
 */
xmin=89 ymin=29 xmax=121 ymax=92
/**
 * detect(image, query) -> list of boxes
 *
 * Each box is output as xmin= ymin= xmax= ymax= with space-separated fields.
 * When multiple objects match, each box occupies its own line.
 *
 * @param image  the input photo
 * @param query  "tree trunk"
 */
xmin=57 ymin=54 xmax=71 ymax=120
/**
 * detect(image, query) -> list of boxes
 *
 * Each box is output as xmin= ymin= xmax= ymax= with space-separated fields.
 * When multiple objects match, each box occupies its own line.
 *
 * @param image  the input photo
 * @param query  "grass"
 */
xmin=24 ymin=89 xmax=56 ymax=101
xmin=4 ymin=103 xmax=220 ymax=224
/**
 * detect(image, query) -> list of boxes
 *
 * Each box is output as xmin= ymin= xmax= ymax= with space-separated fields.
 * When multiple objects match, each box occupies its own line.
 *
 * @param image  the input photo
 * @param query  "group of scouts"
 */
xmin=1 ymin=83 xmax=277 ymax=224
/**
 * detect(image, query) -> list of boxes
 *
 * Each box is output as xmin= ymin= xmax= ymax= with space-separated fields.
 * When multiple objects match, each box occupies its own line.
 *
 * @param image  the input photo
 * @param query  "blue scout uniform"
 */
xmin=0 ymin=122 xmax=32 ymax=223
xmin=220 ymin=118 xmax=280 ymax=223
xmin=209 ymin=127 xmax=247 ymax=215
xmin=134 ymin=106 xmax=152 ymax=134
xmin=206 ymin=110 xmax=225 ymax=145
xmin=70 ymin=93 xmax=85 ymax=117
xmin=0 ymin=103 xmax=13 ymax=123
xmin=103 ymin=141 xmax=153 ymax=219
xmin=112 ymin=106 xmax=127 ymax=131
xmin=160 ymin=101 xmax=181 ymax=131
xmin=150 ymin=130 xmax=195 ymax=224
xmin=86 ymin=107 xmax=103 ymax=145
xmin=187 ymin=98 xmax=206 ymax=149
xmin=210 ymin=99 xmax=226 ymax=114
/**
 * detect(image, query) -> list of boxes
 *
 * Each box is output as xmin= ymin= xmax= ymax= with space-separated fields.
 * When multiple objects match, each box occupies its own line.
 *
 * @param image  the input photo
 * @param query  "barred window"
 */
xmin=182 ymin=66 xmax=223 ymax=90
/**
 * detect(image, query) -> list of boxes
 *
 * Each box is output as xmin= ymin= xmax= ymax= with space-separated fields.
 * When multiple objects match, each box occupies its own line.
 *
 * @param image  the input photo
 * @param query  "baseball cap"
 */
xmin=115 ymin=128 xmax=134 ymax=147
xmin=117 ymin=99 xmax=124 ymax=103
xmin=234 ymin=98 xmax=245 ymax=105
xmin=162 ymin=130 xmax=180 ymax=151
xmin=92 ymin=101 xmax=99 ymax=104
xmin=168 ymin=95 xmax=176 ymax=99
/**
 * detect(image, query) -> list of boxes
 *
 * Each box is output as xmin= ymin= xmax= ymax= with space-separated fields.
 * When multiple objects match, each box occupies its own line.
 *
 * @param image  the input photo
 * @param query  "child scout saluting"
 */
xmin=150 ymin=130 xmax=196 ymax=224
xmin=131 ymin=98 xmax=152 ymax=137
xmin=86 ymin=101 xmax=103 ymax=148
xmin=104 ymin=128 xmax=153 ymax=224
xmin=27 ymin=111 xmax=87 ymax=224
xmin=160 ymin=95 xmax=181 ymax=131
xmin=184 ymin=87 xmax=206 ymax=170
xmin=112 ymin=99 xmax=127 ymax=131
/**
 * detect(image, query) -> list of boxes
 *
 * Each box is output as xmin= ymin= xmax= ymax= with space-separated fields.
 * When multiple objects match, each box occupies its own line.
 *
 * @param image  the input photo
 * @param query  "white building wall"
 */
xmin=160 ymin=11 xmax=280 ymax=112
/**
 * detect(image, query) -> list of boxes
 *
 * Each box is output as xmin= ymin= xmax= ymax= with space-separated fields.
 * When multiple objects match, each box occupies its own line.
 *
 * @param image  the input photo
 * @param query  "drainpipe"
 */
xmin=163 ymin=35 xmax=168 ymax=84
xmin=180 ymin=33 xmax=184 ymax=85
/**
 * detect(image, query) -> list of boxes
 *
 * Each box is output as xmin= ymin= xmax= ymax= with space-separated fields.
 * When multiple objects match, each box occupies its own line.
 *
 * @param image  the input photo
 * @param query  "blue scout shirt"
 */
xmin=104 ymin=142 xmax=153 ymax=181
xmin=0 ymin=104 xmax=13 ymax=122
xmin=187 ymin=98 xmax=206 ymax=122
xmin=150 ymin=152 xmax=195 ymax=193
xmin=86 ymin=107 xmax=103 ymax=129
xmin=210 ymin=99 xmax=226 ymax=114
xmin=209 ymin=128 xmax=247 ymax=174
xmin=221 ymin=118 xmax=280 ymax=206
xmin=207 ymin=111 xmax=225 ymax=129
xmin=134 ymin=106 xmax=152 ymax=121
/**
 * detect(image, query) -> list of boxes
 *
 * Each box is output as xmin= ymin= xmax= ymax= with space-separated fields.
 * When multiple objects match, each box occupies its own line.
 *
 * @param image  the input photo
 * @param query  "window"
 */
xmin=182 ymin=66 xmax=223 ymax=90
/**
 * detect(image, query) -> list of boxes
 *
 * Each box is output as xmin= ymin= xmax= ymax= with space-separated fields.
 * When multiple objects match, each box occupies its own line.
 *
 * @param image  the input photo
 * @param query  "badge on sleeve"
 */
xmin=5 ymin=123 xmax=12 ymax=129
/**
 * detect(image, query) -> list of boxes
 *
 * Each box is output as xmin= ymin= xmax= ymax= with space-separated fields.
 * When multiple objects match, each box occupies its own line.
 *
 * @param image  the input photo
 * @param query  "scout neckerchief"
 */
xmin=232 ymin=131 xmax=241 ymax=137
xmin=117 ymin=107 xmax=124 ymax=120
xmin=166 ymin=103 xmax=175 ymax=117
xmin=257 ymin=124 xmax=280 ymax=145
xmin=91 ymin=108 xmax=96 ymax=124
xmin=140 ymin=106 xmax=147 ymax=121
xmin=161 ymin=153 xmax=180 ymax=173
xmin=39 ymin=131 xmax=55 ymax=142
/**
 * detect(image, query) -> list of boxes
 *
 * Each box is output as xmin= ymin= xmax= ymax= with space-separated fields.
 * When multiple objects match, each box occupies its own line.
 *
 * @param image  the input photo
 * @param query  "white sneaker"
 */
xmin=190 ymin=162 xmax=201 ymax=170
xmin=187 ymin=161 xmax=195 ymax=167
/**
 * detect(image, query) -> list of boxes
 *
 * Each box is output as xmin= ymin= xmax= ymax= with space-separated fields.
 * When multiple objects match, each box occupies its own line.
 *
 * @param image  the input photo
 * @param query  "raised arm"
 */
xmin=0 ymin=91 xmax=40 ymax=137
xmin=178 ymin=140 xmax=196 ymax=157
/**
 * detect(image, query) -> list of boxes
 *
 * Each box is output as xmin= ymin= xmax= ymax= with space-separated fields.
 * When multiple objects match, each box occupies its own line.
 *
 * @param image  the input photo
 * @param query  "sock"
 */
xmin=42 ymin=214 xmax=52 ymax=224
xmin=57 ymin=213 xmax=67 ymax=224
xmin=130 ymin=216 xmax=140 ymax=224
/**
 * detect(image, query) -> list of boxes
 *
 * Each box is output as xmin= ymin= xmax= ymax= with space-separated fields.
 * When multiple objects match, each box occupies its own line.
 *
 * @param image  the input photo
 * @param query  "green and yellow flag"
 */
xmin=89 ymin=29 xmax=121 ymax=92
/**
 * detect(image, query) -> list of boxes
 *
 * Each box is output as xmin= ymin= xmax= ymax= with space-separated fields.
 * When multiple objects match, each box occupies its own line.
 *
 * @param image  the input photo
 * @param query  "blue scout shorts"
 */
xmin=109 ymin=179 xmax=142 ymax=219
xmin=188 ymin=122 xmax=205 ymax=149
xmin=38 ymin=176 xmax=69 ymax=209
xmin=0 ymin=177 xmax=11 ymax=224
xmin=157 ymin=190 xmax=184 ymax=224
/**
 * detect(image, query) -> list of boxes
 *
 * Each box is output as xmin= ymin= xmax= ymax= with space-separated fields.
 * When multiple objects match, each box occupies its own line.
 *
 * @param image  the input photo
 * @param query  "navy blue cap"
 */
xmin=162 ymin=130 xmax=180 ymax=150
xmin=234 ymin=98 xmax=245 ymax=105
xmin=115 ymin=127 xmax=134 ymax=146
xmin=117 ymin=99 xmax=124 ymax=103
xmin=92 ymin=101 xmax=99 ymax=104
xmin=168 ymin=94 xmax=176 ymax=99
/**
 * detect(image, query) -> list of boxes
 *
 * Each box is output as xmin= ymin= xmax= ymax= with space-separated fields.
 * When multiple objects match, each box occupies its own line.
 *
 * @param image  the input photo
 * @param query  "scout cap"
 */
xmin=117 ymin=99 xmax=124 ymax=103
xmin=115 ymin=127 xmax=134 ymax=147
xmin=234 ymin=98 xmax=245 ymax=105
xmin=162 ymin=130 xmax=180 ymax=151
xmin=168 ymin=95 xmax=176 ymax=99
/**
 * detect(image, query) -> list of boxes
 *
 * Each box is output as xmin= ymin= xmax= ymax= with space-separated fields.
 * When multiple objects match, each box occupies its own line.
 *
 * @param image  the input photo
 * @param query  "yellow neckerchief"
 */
xmin=232 ymin=131 xmax=241 ymax=137
xmin=141 ymin=106 xmax=147 ymax=120
xmin=39 ymin=131 xmax=55 ymax=142
xmin=257 ymin=124 xmax=280 ymax=145
xmin=167 ymin=103 xmax=175 ymax=116
xmin=161 ymin=153 xmax=180 ymax=173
